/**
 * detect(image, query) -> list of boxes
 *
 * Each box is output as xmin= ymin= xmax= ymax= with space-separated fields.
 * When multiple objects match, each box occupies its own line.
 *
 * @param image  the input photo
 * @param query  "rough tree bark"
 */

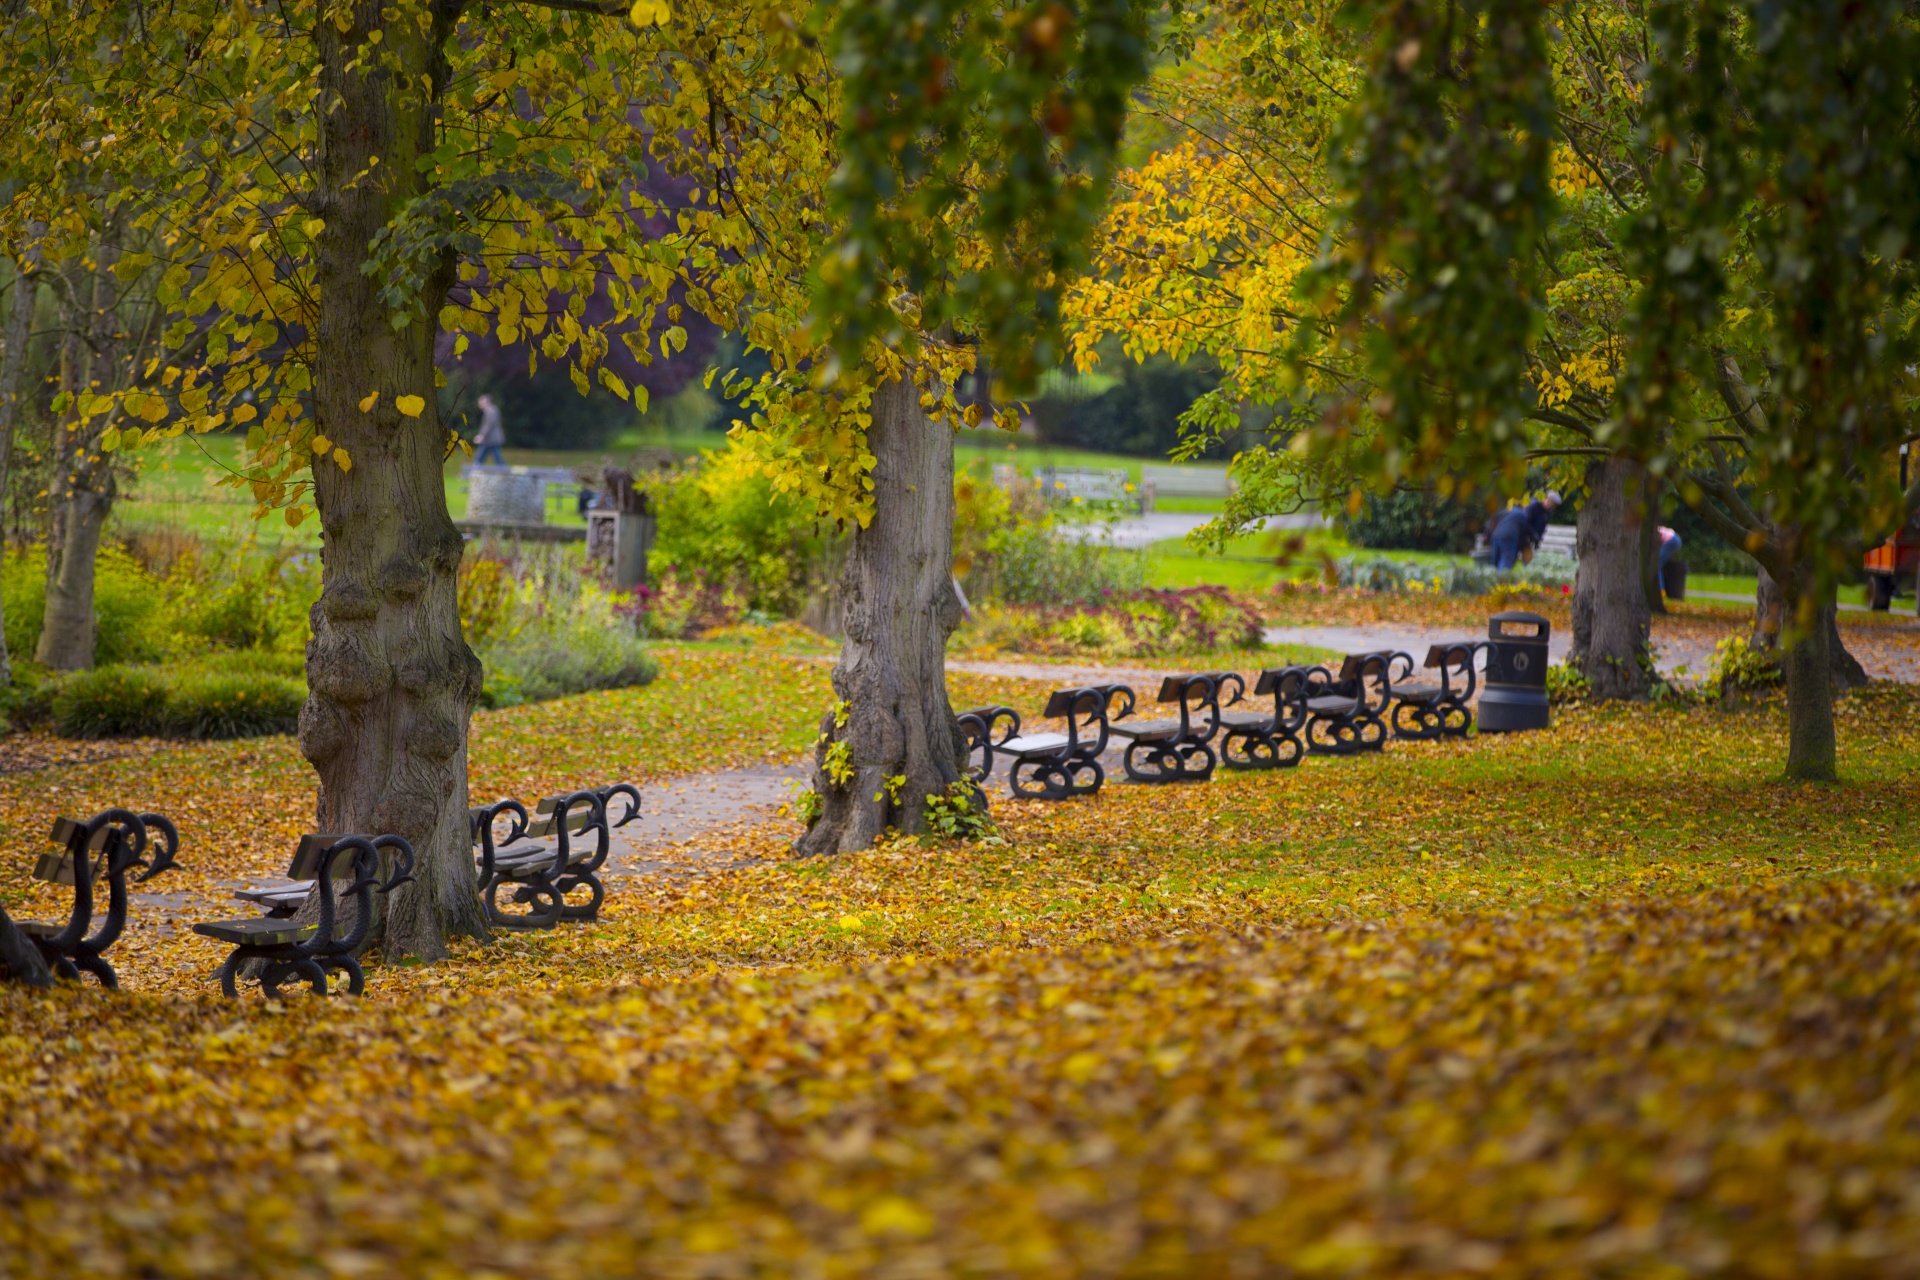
xmin=38 ymin=256 xmax=119 ymax=672
xmin=298 ymin=0 xmax=487 ymax=959
xmin=1569 ymin=455 xmax=1651 ymax=700
xmin=0 ymin=905 xmax=52 ymax=988
xmin=1638 ymin=485 xmax=1666 ymax=615
xmin=0 ymin=252 xmax=33 ymax=687
xmin=796 ymin=371 xmax=970 ymax=855
xmin=1699 ymin=352 xmax=1843 ymax=779
xmin=1752 ymin=564 xmax=1869 ymax=691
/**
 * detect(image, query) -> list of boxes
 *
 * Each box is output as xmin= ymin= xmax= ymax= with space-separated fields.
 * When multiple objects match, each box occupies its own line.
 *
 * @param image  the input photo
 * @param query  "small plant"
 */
xmin=1707 ymin=634 xmax=1783 ymax=697
xmin=784 ymin=781 xmax=824 ymax=827
xmin=873 ymin=774 xmax=907 ymax=806
xmin=823 ymin=739 xmax=854 ymax=787
xmin=923 ymin=780 xmax=996 ymax=841
xmin=1545 ymin=662 xmax=1591 ymax=706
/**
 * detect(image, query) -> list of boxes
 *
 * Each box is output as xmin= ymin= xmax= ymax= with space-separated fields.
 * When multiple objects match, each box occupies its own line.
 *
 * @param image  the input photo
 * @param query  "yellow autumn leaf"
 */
xmin=395 ymin=395 xmax=426 ymax=417
xmin=334 ymin=447 xmax=353 ymax=472
xmin=859 ymin=1196 xmax=933 ymax=1239
xmin=358 ymin=392 xmax=379 ymax=412
xmin=629 ymin=0 xmax=672 ymax=26
xmin=310 ymin=434 xmax=332 ymax=455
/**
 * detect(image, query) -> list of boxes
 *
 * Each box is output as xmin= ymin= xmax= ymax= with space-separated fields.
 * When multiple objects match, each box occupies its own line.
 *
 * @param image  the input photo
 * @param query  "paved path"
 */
xmin=1689 ymin=589 xmax=1873 ymax=613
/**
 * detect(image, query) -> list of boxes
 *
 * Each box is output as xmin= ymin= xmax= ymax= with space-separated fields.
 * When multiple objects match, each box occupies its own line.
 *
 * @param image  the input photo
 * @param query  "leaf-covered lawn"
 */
xmin=3 ymin=661 xmax=1920 ymax=1276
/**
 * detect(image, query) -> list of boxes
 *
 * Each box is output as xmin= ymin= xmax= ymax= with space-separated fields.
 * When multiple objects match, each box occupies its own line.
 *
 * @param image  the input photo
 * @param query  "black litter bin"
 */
xmin=1662 ymin=558 xmax=1689 ymax=601
xmin=1480 ymin=611 xmax=1551 ymax=732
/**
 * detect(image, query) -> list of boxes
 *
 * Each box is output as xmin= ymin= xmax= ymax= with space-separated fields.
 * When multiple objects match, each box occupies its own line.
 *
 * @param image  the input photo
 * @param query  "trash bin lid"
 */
xmin=1488 ymin=610 xmax=1550 ymax=639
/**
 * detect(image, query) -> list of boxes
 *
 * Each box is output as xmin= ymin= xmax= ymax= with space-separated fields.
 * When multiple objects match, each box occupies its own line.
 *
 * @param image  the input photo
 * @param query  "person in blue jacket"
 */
xmin=1489 ymin=491 xmax=1562 ymax=570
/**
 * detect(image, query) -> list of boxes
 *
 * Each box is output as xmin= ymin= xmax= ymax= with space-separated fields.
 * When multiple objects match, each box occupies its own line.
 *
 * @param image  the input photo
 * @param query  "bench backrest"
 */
xmin=33 ymin=818 xmax=115 ymax=887
xmin=287 ymin=834 xmax=359 ymax=880
xmin=1140 ymin=464 xmax=1231 ymax=498
xmin=1038 ymin=466 xmax=1132 ymax=503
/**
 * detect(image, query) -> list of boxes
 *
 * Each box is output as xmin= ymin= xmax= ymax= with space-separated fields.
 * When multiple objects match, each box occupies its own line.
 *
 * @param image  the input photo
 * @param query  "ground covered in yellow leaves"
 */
xmin=4 ymin=647 xmax=1920 ymax=1277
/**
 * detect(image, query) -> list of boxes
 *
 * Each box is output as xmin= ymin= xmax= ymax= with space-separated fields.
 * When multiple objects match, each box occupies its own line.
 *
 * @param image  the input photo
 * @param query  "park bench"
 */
xmin=15 ymin=809 xmax=178 ymax=989
xmin=1107 ymin=672 xmax=1245 ymax=783
xmin=1301 ymin=652 xmax=1405 ymax=755
xmin=957 ymin=704 xmax=1023 ymax=782
xmin=196 ymin=835 xmax=414 ymax=998
xmin=1390 ymin=641 xmax=1483 ymax=740
xmin=997 ymin=685 xmax=1135 ymax=800
xmin=1037 ymin=466 xmax=1146 ymax=513
xmin=1218 ymin=667 xmax=1311 ymax=770
xmin=471 ymin=783 xmax=641 ymax=929
xmin=1139 ymin=464 xmax=1233 ymax=501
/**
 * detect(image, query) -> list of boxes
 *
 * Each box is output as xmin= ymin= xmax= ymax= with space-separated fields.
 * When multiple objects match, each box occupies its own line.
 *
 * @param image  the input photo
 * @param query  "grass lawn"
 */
xmin=4 ymin=639 xmax=1919 ymax=1274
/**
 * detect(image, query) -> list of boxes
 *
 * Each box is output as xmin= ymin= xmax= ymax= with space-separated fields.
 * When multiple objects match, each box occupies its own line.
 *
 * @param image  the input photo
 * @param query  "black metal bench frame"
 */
xmin=1390 ymin=641 xmax=1483 ymax=740
xmin=1220 ymin=667 xmax=1310 ymax=770
xmin=1108 ymin=672 xmax=1243 ymax=784
xmin=18 ymin=809 xmax=178 ymax=990
xmin=1302 ymin=652 xmax=1403 ymax=755
xmin=196 ymin=835 xmax=415 ymax=999
xmin=956 ymin=705 xmax=1022 ymax=782
xmin=1000 ymin=685 xmax=1133 ymax=801
xmin=471 ymin=782 xmax=640 ymax=929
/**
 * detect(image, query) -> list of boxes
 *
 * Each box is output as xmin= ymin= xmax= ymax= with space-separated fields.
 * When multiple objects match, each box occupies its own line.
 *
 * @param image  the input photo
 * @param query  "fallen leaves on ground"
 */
xmin=3 ymin=652 xmax=1920 ymax=1276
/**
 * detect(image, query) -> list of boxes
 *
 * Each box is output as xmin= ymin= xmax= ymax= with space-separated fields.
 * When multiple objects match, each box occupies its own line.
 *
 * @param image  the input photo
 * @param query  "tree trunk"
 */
xmin=35 ymin=487 xmax=110 ymax=669
xmin=299 ymin=0 xmax=485 ymax=961
xmin=795 ymin=371 xmax=970 ymax=855
xmin=0 ymin=254 xmax=33 ymax=688
xmin=1569 ymin=455 xmax=1651 ymax=700
xmin=0 ymin=905 xmax=52 ymax=988
xmin=1777 ymin=571 xmax=1838 ymax=782
xmin=1754 ymin=563 xmax=1868 ymax=691
xmin=38 ymin=246 xmax=122 ymax=672
xmin=1638 ymin=484 xmax=1666 ymax=615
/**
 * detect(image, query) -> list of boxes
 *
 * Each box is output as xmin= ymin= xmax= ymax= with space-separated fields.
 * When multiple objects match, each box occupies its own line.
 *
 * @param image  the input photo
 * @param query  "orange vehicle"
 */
xmin=1866 ymin=443 xmax=1920 ymax=610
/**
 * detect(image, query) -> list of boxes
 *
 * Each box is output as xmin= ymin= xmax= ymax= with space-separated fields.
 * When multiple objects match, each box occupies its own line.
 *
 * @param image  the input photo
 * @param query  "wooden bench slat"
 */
xmin=1002 ymin=732 xmax=1070 ymax=757
xmin=192 ymin=918 xmax=319 ymax=946
xmin=1108 ymin=717 xmax=1185 ymax=741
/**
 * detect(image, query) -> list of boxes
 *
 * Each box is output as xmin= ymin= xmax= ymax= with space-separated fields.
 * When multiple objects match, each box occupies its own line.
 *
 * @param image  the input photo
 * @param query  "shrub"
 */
xmin=1336 ymin=552 xmax=1577 ymax=596
xmin=959 ymin=586 xmax=1264 ymax=658
xmin=3 ymin=543 xmax=170 ymax=665
xmin=46 ymin=662 xmax=304 ymax=739
xmin=642 ymin=441 xmax=834 ymax=620
xmin=460 ymin=542 xmax=658 ymax=708
xmin=1707 ymin=634 xmax=1782 ymax=697
xmin=1340 ymin=486 xmax=1484 ymax=553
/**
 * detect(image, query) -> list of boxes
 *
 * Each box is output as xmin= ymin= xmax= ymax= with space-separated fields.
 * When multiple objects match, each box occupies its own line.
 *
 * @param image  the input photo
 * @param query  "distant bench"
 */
xmin=1140 ymin=465 xmax=1234 ymax=502
xmin=1036 ymin=467 xmax=1147 ymax=513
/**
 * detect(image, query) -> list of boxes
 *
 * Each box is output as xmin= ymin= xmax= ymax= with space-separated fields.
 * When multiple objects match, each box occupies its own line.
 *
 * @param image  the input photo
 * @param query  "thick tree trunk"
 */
xmin=1638 ymin=487 xmax=1666 ymax=615
xmin=1753 ymin=563 xmax=1868 ymax=691
xmin=299 ymin=0 xmax=486 ymax=960
xmin=0 ymin=255 xmax=33 ymax=687
xmin=0 ymin=905 xmax=52 ymax=988
xmin=796 ymin=372 xmax=969 ymax=855
xmin=1569 ymin=455 xmax=1651 ymax=700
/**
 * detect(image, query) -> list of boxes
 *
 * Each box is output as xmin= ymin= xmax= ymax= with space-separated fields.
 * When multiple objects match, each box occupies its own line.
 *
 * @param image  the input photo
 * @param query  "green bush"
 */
xmin=45 ymin=662 xmax=304 ymax=739
xmin=2 ymin=544 xmax=170 ymax=665
xmin=1341 ymin=486 xmax=1485 ymax=553
xmin=460 ymin=541 xmax=659 ymax=708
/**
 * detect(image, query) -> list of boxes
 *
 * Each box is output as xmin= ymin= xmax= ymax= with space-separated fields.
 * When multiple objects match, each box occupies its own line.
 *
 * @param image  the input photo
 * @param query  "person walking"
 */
xmin=1488 ymin=490 xmax=1562 ymax=570
xmin=473 ymin=393 xmax=506 ymax=466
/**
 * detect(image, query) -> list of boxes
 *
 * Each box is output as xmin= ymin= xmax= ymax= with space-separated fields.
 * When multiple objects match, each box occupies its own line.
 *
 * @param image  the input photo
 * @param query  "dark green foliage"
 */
xmin=44 ymin=662 xmax=304 ymax=740
xmin=1341 ymin=486 xmax=1482 ymax=553
xmin=1031 ymin=352 xmax=1222 ymax=457
xmin=1301 ymin=0 xmax=1555 ymax=488
xmin=820 ymin=0 xmax=1153 ymax=386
